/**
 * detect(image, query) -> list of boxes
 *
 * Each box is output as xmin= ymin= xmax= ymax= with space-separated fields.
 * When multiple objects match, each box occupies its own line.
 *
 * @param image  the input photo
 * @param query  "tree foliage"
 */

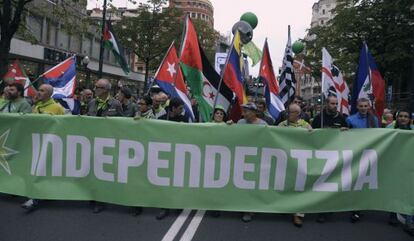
xmin=304 ymin=0 xmax=414 ymax=89
xmin=0 ymin=0 xmax=91 ymax=80
xmin=114 ymin=0 xmax=219 ymax=91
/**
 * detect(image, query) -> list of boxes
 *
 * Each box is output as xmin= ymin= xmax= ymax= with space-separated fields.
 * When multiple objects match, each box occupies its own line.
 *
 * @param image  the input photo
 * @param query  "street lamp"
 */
xmin=82 ymin=56 xmax=91 ymax=89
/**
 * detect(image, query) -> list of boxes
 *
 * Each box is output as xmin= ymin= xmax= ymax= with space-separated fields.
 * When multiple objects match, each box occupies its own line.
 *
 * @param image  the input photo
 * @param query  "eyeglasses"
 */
xmin=94 ymin=86 xmax=105 ymax=89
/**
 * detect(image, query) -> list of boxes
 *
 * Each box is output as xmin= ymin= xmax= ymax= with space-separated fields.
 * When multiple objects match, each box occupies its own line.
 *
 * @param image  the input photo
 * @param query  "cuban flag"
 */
xmin=259 ymin=39 xmax=285 ymax=120
xmin=155 ymin=42 xmax=195 ymax=122
xmin=42 ymin=56 xmax=77 ymax=99
xmin=352 ymin=43 xmax=385 ymax=119
xmin=56 ymin=98 xmax=81 ymax=115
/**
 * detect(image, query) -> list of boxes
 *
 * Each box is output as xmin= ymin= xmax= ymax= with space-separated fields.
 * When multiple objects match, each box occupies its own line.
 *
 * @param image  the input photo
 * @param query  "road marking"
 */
xmin=179 ymin=210 xmax=206 ymax=241
xmin=161 ymin=209 xmax=192 ymax=241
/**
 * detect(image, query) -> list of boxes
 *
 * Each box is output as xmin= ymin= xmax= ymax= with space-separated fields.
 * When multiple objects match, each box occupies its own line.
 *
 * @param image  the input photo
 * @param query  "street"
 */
xmin=0 ymin=194 xmax=412 ymax=241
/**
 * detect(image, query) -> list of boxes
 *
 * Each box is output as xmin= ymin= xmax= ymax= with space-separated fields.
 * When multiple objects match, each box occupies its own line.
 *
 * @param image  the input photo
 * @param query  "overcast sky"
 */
xmin=87 ymin=0 xmax=316 ymax=75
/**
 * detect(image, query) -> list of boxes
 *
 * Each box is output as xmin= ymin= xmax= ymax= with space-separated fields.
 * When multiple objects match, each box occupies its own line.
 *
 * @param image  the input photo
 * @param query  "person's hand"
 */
xmin=340 ymin=127 xmax=349 ymax=131
xmin=226 ymin=120 xmax=234 ymax=125
xmin=133 ymin=116 xmax=141 ymax=121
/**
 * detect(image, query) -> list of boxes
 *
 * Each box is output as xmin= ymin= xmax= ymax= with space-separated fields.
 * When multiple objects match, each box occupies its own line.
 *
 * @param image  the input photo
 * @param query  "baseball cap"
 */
xmin=241 ymin=102 xmax=257 ymax=111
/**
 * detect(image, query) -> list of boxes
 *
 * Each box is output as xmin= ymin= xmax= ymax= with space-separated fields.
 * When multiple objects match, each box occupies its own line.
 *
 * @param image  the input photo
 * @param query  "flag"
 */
xmin=155 ymin=42 xmax=195 ymax=122
xmin=222 ymin=31 xmax=248 ymax=107
xmin=103 ymin=21 xmax=130 ymax=75
xmin=56 ymin=98 xmax=81 ymax=115
xmin=352 ymin=43 xmax=385 ymax=119
xmin=179 ymin=16 xmax=233 ymax=122
xmin=3 ymin=60 xmax=37 ymax=98
xmin=321 ymin=48 xmax=350 ymax=115
xmin=41 ymin=56 xmax=77 ymax=99
xmin=242 ymin=41 xmax=262 ymax=67
xmin=278 ymin=26 xmax=296 ymax=105
xmin=259 ymin=39 xmax=285 ymax=120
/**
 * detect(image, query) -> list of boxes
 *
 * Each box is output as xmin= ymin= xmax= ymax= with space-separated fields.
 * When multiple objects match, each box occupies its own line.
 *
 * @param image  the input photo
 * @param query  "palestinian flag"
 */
xmin=103 ymin=21 xmax=130 ymax=75
xmin=4 ymin=60 xmax=37 ymax=98
xmin=179 ymin=16 xmax=233 ymax=122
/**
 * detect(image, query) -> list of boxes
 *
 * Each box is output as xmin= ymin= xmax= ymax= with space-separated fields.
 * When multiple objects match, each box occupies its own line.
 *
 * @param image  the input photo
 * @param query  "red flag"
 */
xmin=4 ymin=60 xmax=37 ymax=98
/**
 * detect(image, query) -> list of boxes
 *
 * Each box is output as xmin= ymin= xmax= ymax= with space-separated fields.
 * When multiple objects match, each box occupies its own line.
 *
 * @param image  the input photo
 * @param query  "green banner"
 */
xmin=0 ymin=114 xmax=413 ymax=214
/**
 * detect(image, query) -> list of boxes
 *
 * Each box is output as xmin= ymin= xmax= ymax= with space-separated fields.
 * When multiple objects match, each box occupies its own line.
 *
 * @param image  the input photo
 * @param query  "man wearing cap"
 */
xmin=237 ymin=102 xmax=267 ymax=125
xmin=237 ymin=102 xmax=266 ymax=222
xmin=117 ymin=87 xmax=137 ymax=117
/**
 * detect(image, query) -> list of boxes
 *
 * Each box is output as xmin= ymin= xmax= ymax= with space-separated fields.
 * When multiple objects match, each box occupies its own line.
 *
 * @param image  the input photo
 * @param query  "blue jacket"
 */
xmin=346 ymin=112 xmax=379 ymax=128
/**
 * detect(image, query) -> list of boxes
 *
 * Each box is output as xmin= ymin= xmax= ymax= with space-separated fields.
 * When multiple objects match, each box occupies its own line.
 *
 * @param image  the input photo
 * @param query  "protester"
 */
xmin=312 ymin=95 xmax=347 ymax=129
xmin=80 ymin=89 xmax=93 ymax=115
xmin=346 ymin=97 xmax=379 ymax=223
xmin=293 ymin=96 xmax=311 ymax=123
xmin=87 ymin=79 xmax=123 ymax=213
xmin=156 ymin=97 xmax=188 ymax=220
xmin=152 ymin=93 xmax=167 ymax=119
xmin=237 ymin=102 xmax=267 ymax=125
xmin=0 ymin=83 xmax=32 ymax=113
xmin=278 ymin=103 xmax=312 ymax=227
xmin=159 ymin=91 xmax=169 ymax=109
xmin=117 ymin=87 xmax=137 ymax=117
xmin=346 ymin=98 xmax=379 ymax=129
xmin=255 ymin=98 xmax=275 ymax=125
xmin=32 ymin=84 xmax=65 ymax=115
xmin=21 ymin=84 xmax=65 ymax=212
xmin=135 ymin=95 xmax=155 ymax=119
xmin=237 ymin=102 xmax=266 ymax=222
xmin=158 ymin=97 xmax=187 ymax=122
xmin=311 ymin=95 xmax=347 ymax=223
xmin=87 ymin=79 xmax=123 ymax=117
xmin=385 ymin=109 xmax=413 ymax=234
xmin=211 ymin=105 xmax=227 ymax=123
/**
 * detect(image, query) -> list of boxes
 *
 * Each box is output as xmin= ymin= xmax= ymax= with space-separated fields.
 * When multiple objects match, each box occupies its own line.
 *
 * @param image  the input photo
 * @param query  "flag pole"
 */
xmin=98 ymin=0 xmax=108 ymax=79
xmin=212 ymin=31 xmax=238 ymax=121
xmin=321 ymin=48 xmax=325 ymax=128
xmin=286 ymin=25 xmax=291 ymax=126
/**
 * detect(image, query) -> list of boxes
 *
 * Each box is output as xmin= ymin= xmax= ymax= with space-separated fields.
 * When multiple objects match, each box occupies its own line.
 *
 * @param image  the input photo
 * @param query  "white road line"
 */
xmin=179 ymin=210 xmax=206 ymax=241
xmin=161 ymin=209 xmax=192 ymax=241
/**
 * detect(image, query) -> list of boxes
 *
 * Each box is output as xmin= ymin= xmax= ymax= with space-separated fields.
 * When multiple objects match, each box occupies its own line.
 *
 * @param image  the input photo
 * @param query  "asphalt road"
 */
xmin=0 ymin=194 xmax=412 ymax=241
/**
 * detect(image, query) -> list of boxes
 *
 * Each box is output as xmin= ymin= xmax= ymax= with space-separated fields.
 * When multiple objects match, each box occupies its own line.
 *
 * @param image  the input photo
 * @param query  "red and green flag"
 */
xmin=103 ymin=21 xmax=130 ymax=75
xmin=179 ymin=16 xmax=233 ymax=122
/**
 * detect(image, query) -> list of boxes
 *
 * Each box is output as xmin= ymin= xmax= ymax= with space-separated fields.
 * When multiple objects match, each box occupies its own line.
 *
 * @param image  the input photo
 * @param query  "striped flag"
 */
xmin=278 ymin=26 xmax=296 ymax=105
xmin=259 ymin=39 xmax=285 ymax=120
xmin=179 ymin=16 xmax=233 ymax=122
xmin=155 ymin=42 xmax=195 ymax=122
xmin=321 ymin=48 xmax=350 ymax=115
xmin=103 ymin=21 xmax=130 ymax=75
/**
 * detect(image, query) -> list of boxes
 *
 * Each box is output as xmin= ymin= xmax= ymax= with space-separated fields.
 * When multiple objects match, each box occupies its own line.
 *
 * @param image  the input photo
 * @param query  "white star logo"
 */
xmin=0 ymin=130 xmax=19 ymax=175
xmin=167 ymin=62 xmax=176 ymax=78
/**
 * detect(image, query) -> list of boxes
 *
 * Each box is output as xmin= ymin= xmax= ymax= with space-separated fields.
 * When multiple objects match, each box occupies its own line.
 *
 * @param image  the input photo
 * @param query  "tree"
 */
xmin=304 ymin=0 xmax=414 ymax=108
xmin=114 ymin=0 xmax=182 ymax=92
xmin=114 ymin=0 xmax=220 ymax=92
xmin=0 ymin=0 xmax=90 ymax=81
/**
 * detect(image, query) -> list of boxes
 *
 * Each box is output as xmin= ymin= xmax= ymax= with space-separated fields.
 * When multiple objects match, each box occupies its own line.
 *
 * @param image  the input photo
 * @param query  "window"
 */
xmin=57 ymin=29 xmax=69 ymax=50
xmin=320 ymin=20 xmax=324 ymax=25
xmin=70 ymin=35 xmax=81 ymax=53
xmin=191 ymin=12 xmax=196 ymax=18
xmin=92 ymin=39 xmax=100 ymax=59
xmin=322 ymin=9 xmax=325 ymax=15
xmin=82 ymin=36 xmax=92 ymax=55
xmin=28 ymin=14 xmax=43 ymax=41
xmin=47 ymin=21 xmax=57 ymax=46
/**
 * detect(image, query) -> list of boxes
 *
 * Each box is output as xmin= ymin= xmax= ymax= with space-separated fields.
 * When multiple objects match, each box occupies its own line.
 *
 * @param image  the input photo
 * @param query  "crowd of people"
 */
xmin=0 ymin=79 xmax=413 ymax=236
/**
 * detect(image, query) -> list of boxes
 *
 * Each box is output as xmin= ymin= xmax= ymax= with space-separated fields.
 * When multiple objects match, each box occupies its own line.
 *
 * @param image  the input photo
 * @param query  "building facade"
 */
xmin=8 ymin=0 xmax=144 ymax=96
xmin=311 ymin=0 xmax=337 ymax=28
xmin=168 ymin=0 xmax=214 ymax=27
xmin=300 ymin=0 xmax=337 ymax=103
